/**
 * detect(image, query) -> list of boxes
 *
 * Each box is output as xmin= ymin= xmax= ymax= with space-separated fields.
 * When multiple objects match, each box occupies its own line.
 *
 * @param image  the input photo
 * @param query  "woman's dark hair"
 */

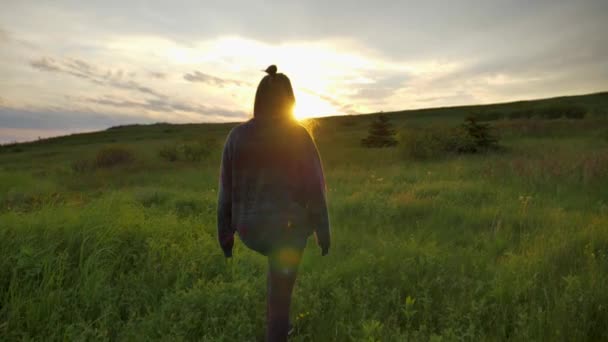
xmin=253 ymin=65 xmax=296 ymax=119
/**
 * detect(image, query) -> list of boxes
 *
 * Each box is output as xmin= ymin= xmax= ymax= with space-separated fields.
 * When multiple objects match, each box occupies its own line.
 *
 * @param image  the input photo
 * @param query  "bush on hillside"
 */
xmin=400 ymin=126 xmax=477 ymax=159
xmin=401 ymin=117 xmax=499 ymax=159
xmin=70 ymin=146 xmax=134 ymax=174
xmin=400 ymin=128 xmax=450 ymax=159
xmin=461 ymin=116 xmax=499 ymax=152
xmin=182 ymin=141 xmax=213 ymax=162
xmin=94 ymin=146 xmax=135 ymax=168
xmin=158 ymin=144 xmax=179 ymax=162
xmin=361 ymin=114 xmax=398 ymax=148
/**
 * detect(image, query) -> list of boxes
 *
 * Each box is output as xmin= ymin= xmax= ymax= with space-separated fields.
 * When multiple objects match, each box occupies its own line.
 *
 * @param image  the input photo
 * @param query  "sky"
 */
xmin=1 ymin=0 xmax=607 ymax=143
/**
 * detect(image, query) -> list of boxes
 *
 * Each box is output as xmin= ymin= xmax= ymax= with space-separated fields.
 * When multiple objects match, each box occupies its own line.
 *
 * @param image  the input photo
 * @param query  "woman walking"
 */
xmin=217 ymin=65 xmax=330 ymax=341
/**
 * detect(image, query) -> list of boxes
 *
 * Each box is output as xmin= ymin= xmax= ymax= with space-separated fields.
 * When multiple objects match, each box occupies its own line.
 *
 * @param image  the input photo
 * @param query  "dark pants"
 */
xmin=266 ymin=248 xmax=302 ymax=342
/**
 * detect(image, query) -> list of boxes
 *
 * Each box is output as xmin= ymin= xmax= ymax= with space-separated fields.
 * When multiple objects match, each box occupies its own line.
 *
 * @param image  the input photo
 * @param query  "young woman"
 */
xmin=217 ymin=65 xmax=330 ymax=341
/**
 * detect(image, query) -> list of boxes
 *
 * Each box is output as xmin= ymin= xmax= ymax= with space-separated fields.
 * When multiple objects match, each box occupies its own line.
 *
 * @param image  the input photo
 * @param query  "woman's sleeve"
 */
xmin=217 ymin=132 xmax=235 ymax=257
xmin=302 ymin=130 xmax=331 ymax=251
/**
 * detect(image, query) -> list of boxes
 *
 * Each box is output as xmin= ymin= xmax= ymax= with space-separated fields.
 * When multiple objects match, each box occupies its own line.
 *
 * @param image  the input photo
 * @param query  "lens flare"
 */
xmin=293 ymin=90 xmax=338 ymax=120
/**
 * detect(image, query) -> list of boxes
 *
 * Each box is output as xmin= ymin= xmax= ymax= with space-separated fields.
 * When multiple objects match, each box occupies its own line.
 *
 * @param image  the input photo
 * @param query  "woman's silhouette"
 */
xmin=217 ymin=65 xmax=330 ymax=341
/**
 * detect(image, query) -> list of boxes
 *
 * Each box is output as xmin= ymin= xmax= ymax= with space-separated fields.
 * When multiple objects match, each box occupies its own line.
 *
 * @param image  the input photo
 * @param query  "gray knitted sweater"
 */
xmin=217 ymin=118 xmax=330 ymax=257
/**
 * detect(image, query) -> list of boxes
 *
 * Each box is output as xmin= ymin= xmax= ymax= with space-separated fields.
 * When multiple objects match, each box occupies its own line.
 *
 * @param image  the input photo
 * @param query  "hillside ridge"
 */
xmin=3 ymin=91 xmax=607 ymax=146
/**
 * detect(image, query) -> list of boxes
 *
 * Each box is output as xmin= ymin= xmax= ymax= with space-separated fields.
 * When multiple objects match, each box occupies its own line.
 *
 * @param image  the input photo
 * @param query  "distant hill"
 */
xmin=325 ymin=91 xmax=608 ymax=123
xmin=2 ymin=91 xmax=607 ymax=147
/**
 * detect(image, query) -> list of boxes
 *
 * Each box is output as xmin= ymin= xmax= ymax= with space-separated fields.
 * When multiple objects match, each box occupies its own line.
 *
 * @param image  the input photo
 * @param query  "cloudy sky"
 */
xmin=1 ymin=0 xmax=607 ymax=143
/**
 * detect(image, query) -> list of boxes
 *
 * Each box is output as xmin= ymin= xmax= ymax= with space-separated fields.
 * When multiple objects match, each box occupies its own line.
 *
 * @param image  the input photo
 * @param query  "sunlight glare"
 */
xmin=101 ymin=35 xmax=415 ymax=120
xmin=293 ymin=90 xmax=338 ymax=120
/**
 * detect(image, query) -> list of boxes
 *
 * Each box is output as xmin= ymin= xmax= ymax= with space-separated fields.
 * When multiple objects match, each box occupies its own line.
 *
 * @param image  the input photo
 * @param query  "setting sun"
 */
xmin=293 ymin=89 xmax=338 ymax=120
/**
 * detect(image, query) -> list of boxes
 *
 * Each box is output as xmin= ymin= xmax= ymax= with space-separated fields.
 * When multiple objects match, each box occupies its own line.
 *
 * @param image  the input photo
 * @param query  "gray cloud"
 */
xmin=0 ymin=98 xmax=246 ymax=143
xmin=0 ymin=106 xmax=155 ymax=130
xmin=434 ymin=33 xmax=608 ymax=87
xmin=26 ymin=55 xmax=249 ymax=123
xmin=415 ymin=92 xmax=477 ymax=105
xmin=87 ymin=95 xmax=247 ymax=120
xmin=8 ymin=2 xmax=608 ymax=94
xmin=354 ymin=87 xmax=396 ymax=100
xmin=87 ymin=97 xmax=161 ymax=111
xmin=7 ymin=1 xmax=606 ymax=60
xmin=419 ymin=36 xmax=608 ymax=103
xmin=110 ymin=79 xmax=163 ymax=98
xmin=30 ymin=57 xmax=61 ymax=72
xmin=336 ymin=103 xmax=358 ymax=114
xmin=30 ymin=56 xmax=167 ymax=98
xmin=183 ymin=70 xmax=246 ymax=87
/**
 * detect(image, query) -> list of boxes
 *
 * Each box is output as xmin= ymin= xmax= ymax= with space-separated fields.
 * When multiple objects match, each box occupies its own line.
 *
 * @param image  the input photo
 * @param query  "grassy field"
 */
xmin=1 ymin=92 xmax=608 ymax=341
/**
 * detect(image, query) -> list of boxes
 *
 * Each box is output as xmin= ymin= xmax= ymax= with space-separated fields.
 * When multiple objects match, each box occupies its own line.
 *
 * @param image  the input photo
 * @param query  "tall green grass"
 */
xmin=1 ymin=117 xmax=607 ymax=340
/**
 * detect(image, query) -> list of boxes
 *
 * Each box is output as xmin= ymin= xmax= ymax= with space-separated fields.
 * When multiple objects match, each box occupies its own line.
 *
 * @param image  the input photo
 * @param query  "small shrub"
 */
xmin=401 ymin=118 xmax=499 ymax=160
xmin=182 ymin=141 xmax=212 ymax=162
xmin=461 ymin=116 xmax=499 ymax=152
xmin=159 ymin=144 xmax=180 ymax=162
xmin=400 ymin=127 xmax=470 ymax=159
xmin=401 ymin=129 xmax=446 ymax=159
xmin=443 ymin=126 xmax=477 ymax=153
xmin=362 ymin=114 xmax=398 ymax=148
xmin=94 ymin=146 xmax=135 ymax=168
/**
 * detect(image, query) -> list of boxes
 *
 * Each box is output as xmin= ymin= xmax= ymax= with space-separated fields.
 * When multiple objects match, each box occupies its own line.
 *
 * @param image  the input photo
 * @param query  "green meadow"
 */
xmin=1 ymin=92 xmax=608 ymax=341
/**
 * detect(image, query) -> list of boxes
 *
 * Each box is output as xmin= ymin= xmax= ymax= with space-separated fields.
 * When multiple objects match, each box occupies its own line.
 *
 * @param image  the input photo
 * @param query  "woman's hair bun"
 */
xmin=264 ymin=65 xmax=278 ymax=76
